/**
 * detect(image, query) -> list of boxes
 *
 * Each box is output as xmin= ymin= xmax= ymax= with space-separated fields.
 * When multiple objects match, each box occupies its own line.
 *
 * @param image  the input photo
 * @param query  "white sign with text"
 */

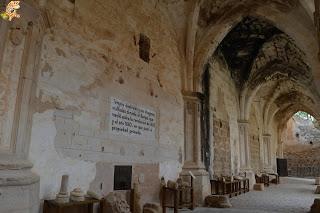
xmin=109 ymin=97 xmax=156 ymax=139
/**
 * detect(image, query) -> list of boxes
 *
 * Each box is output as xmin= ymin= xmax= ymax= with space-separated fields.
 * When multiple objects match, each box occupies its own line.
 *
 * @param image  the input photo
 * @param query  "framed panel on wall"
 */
xmin=114 ymin=165 xmax=132 ymax=190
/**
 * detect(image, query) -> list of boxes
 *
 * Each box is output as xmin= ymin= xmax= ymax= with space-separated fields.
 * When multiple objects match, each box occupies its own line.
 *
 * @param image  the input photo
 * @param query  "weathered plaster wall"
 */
xmin=28 ymin=0 xmax=184 ymax=203
xmin=209 ymin=55 xmax=240 ymax=176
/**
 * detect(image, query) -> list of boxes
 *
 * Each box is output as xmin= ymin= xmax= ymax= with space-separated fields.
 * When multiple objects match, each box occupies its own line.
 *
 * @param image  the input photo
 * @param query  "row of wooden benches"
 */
xmin=162 ymin=173 xmax=280 ymax=213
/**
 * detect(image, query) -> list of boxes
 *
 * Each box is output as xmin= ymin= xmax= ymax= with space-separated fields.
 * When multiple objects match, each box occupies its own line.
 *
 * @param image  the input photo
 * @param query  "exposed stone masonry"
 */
xmin=284 ymin=146 xmax=320 ymax=177
xmin=212 ymin=116 xmax=231 ymax=176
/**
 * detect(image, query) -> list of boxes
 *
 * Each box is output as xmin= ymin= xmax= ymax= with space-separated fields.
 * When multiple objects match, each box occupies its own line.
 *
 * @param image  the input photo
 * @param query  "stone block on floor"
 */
xmin=253 ymin=183 xmax=264 ymax=191
xmin=204 ymin=195 xmax=232 ymax=208
xmin=102 ymin=192 xmax=130 ymax=213
xmin=143 ymin=203 xmax=162 ymax=213
xmin=310 ymin=198 xmax=320 ymax=213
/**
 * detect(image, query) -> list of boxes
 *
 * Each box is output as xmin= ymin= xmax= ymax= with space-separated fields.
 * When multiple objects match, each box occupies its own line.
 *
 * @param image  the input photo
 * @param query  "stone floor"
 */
xmin=175 ymin=177 xmax=320 ymax=213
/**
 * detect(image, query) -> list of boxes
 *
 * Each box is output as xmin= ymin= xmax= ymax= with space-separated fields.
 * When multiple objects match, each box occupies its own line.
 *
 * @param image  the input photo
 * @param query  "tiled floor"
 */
xmin=173 ymin=177 xmax=319 ymax=213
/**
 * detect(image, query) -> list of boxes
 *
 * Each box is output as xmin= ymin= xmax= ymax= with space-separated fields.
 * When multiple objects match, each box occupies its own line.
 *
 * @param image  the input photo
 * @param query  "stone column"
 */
xmin=262 ymin=134 xmax=273 ymax=173
xmin=181 ymin=91 xmax=210 ymax=206
xmin=238 ymin=121 xmax=250 ymax=169
xmin=0 ymin=2 xmax=46 ymax=212
xmin=277 ymin=141 xmax=284 ymax=158
xmin=238 ymin=120 xmax=255 ymax=188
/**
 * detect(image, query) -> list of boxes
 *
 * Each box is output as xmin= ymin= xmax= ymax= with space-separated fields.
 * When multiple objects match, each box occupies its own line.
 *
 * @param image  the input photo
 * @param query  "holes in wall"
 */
xmin=118 ymin=76 xmax=124 ymax=84
xmin=139 ymin=33 xmax=150 ymax=63
xmin=295 ymin=133 xmax=300 ymax=138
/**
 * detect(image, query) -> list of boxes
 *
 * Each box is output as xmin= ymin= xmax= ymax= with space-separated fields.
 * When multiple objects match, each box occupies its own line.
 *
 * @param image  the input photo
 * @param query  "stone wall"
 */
xmin=284 ymin=116 xmax=320 ymax=177
xmin=209 ymin=55 xmax=240 ymax=175
xmin=28 ymin=0 xmax=184 ymax=204
xmin=285 ymin=146 xmax=320 ymax=177
xmin=212 ymin=116 xmax=231 ymax=176
xmin=285 ymin=116 xmax=320 ymax=145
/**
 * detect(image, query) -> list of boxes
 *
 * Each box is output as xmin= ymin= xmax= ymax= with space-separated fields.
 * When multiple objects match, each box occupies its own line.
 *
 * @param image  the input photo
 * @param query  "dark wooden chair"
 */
xmin=268 ymin=173 xmax=280 ymax=184
xmin=235 ymin=177 xmax=249 ymax=194
xmin=255 ymin=174 xmax=270 ymax=186
xmin=161 ymin=176 xmax=194 ymax=213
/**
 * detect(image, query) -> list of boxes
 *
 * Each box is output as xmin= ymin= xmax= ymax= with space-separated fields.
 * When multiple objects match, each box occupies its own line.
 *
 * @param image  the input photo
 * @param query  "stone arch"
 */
xmin=240 ymin=31 xmax=314 ymax=122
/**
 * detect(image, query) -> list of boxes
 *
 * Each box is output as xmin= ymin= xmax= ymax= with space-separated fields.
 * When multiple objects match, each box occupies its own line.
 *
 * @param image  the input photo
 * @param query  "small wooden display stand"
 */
xmin=255 ymin=174 xmax=270 ymax=186
xmin=161 ymin=176 xmax=194 ymax=213
xmin=43 ymin=198 xmax=102 ymax=213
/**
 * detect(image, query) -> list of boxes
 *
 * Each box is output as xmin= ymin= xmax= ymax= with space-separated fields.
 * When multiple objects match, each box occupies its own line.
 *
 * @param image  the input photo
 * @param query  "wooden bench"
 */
xmin=255 ymin=174 xmax=270 ymax=187
xmin=210 ymin=177 xmax=249 ymax=198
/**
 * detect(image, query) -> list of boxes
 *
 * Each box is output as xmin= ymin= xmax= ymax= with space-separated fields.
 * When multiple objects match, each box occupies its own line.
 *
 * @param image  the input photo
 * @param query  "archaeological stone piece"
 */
xmin=310 ymin=198 xmax=320 ymax=213
xmin=315 ymin=177 xmax=320 ymax=185
xmin=253 ymin=183 xmax=265 ymax=191
xmin=103 ymin=192 xmax=131 ymax=213
xmin=143 ymin=203 xmax=162 ymax=213
xmin=55 ymin=175 xmax=69 ymax=203
xmin=205 ymin=195 xmax=232 ymax=208
xmin=315 ymin=186 xmax=320 ymax=194
xmin=70 ymin=188 xmax=85 ymax=202
xmin=133 ymin=182 xmax=142 ymax=213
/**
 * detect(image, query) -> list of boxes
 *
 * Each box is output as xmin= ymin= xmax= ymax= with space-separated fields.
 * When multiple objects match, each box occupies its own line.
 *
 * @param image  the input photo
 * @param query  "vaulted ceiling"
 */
xmin=218 ymin=17 xmax=282 ymax=88
xmin=214 ymin=15 xmax=319 ymax=124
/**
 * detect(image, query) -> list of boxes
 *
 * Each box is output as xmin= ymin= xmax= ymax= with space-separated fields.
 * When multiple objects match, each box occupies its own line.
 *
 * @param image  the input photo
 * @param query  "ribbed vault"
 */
xmin=214 ymin=15 xmax=318 ymax=134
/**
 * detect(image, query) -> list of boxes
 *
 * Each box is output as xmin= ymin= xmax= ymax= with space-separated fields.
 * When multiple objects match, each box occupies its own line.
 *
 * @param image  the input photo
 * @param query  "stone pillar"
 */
xmin=238 ymin=120 xmax=255 ymax=188
xmin=181 ymin=91 xmax=210 ymax=206
xmin=277 ymin=141 xmax=284 ymax=158
xmin=0 ymin=2 xmax=46 ymax=212
xmin=262 ymin=134 xmax=273 ymax=173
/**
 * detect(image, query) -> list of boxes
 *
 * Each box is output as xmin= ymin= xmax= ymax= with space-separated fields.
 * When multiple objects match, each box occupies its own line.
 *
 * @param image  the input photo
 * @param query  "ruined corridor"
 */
xmin=0 ymin=0 xmax=320 ymax=213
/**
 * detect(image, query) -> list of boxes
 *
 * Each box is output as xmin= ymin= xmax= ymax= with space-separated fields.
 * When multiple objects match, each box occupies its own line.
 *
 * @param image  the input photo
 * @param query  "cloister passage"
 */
xmin=202 ymin=15 xmax=320 ymax=181
xmin=1 ymin=1 xmax=320 ymax=212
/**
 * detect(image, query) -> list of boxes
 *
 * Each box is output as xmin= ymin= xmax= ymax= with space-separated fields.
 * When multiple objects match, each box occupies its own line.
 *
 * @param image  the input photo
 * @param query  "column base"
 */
xmin=181 ymin=167 xmax=210 ymax=206
xmin=0 ymin=159 xmax=40 ymax=213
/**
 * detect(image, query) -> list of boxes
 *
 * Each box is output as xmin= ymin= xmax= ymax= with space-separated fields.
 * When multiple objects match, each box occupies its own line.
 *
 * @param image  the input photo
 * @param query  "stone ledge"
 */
xmin=0 ymin=169 xmax=39 ymax=186
xmin=0 ymin=159 xmax=33 ymax=170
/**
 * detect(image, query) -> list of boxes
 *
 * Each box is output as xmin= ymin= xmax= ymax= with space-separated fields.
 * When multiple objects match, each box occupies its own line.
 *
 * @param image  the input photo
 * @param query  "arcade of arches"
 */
xmin=0 ymin=0 xmax=320 ymax=212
